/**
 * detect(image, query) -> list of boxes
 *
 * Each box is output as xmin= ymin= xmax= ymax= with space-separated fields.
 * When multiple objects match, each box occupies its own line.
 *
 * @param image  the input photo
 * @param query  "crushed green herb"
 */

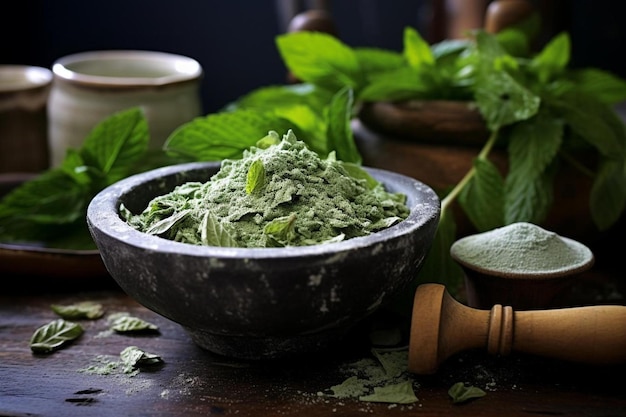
xmin=78 ymin=355 xmax=121 ymax=376
xmin=448 ymin=382 xmax=486 ymax=404
xmin=359 ymin=380 xmax=418 ymax=404
xmin=120 ymin=346 xmax=164 ymax=374
xmin=318 ymin=348 xmax=418 ymax=404
xmin=124 ymin=130 xmax=409 ymax=248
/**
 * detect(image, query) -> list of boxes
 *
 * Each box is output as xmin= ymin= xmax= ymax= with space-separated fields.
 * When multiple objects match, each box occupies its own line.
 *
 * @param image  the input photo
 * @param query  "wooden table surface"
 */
xmin=2 ymin=264 xmax=625 ymax=417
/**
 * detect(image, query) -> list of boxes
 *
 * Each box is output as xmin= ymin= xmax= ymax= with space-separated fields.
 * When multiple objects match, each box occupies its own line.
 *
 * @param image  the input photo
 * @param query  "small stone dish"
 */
xmin=86 ymin=161 xmax=440 ymax=359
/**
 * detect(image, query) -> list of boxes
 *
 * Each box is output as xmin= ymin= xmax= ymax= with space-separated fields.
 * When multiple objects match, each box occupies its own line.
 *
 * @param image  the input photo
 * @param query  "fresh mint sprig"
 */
xmin=0 ymin=107 xmax=163 ymax=249
xmin=269 ymin=25 xmax=626 ymax=295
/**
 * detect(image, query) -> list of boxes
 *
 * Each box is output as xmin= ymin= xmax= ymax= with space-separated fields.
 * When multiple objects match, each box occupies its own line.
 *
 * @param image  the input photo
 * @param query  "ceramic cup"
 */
xmin=47 ymin=50 xmax=203 ymax=167
xmin=0 ymin=65 xmax=53 ymax=173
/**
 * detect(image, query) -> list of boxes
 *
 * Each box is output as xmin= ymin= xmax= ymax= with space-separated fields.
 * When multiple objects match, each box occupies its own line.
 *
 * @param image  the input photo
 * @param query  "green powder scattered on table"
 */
xmin=450 ymin=222 xmax=593 ymax=275
xmin=123 ymin=130 xmax=409 ymax=248
xmin=319 ymin=349 xmax=418 ymax=404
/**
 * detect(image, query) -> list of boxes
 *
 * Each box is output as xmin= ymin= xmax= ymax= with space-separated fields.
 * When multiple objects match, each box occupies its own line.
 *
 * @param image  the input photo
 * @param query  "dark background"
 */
xmin=4 ymin=1 xmax=626 ymax=114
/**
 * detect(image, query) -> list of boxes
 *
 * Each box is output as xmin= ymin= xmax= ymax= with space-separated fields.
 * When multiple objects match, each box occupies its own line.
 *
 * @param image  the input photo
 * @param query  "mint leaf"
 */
xmin=230 ymin=84 xmax=331 ymax=154
xmin=231 ymin=83 xmax=333 ymax=120
xmin=403 ymin=26 xmax=434 ymax=68
xmin=275 ymin=31 xmax=362 ymax=92
xmin=30 ymin=319 xmax=83 ymax=354
xmin=256 ymin=131 xmax=281 ymax=149
xmin=590 ymin=159 xmax=626 ymax=230
xmin=504 ymin=114 xmax=562 ymax=224
xmin=0 ymin=107 xmax=155 ymax=249
xmin=459 ymin=158 xmax=505 ymax=231
xmin=327 ymin=87 xmax=361 ymax=164
xmin=51 ymin=301 xmax=105 ymax=320
xmin=431 ymin=39 xmax=472 ymax=59
xmin=145 ymin=209 xmax=191 ymax=235
xmin=164 ymin=109 xmax=298 ymax=161
xmin=59 ymin=149 xmax=91 ymax=186
xmin=79 ymin=107 xmax=150 ymax=184
xmin=200 ymin=211 xmax=239 ymax=247
xmin=339 ymin=162 xmax=379 ymax=190
xmin=0 ymin=169 xmax=88 ymax=225
xmin=246 ymin=159 xmax=266 ymax=194
xmin=263 ymin=213 xmax=297 ymax=246
xmin=110 ymin=314 xmax=159 ymax=333
xmin=359 ymin=66 xmax=431 ymax=101
xmin=474 ymin=70 xmax=540 ymax=130
xmin=495 ymin=27 xmax=531 ymax=57
xmin=530 ymin=32 xmax=570 ymax=83
xmin=354 ymin=47 xmax=404 ymax=76
xmin=551 ymin=91 xmax=626 ymax=157
xmin=505 ymin=166 xmax=555 ymax=225
xmin=473 ymin=30 xmax=540 ymax=130
xmin=507 ymin=112 xmax=564 ymax=180
xmin=271 ymin=104 xmax=328 ymax=155
xmin=568 ymin=68 xmax=626 ymax=105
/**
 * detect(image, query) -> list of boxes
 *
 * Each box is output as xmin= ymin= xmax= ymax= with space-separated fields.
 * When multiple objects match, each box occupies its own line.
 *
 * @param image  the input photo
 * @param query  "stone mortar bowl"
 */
xmin=87 ymin=161 xmax=440 ymax=360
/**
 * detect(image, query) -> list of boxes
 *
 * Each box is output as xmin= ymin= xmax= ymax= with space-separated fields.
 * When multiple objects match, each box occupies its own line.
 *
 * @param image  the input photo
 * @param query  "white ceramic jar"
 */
xmin=47 ymin=50 xmax=203 ymax=167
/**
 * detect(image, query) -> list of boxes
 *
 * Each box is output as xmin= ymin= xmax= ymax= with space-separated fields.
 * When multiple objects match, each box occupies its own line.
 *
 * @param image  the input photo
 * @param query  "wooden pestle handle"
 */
xmin=408 ymin=284 xmax=626 ymax=375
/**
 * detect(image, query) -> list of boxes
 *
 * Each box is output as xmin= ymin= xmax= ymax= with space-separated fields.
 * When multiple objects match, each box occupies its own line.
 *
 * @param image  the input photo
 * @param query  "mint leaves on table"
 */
xmin=108 ymin=313 xmax=159 ymax=334
xmin=30 ymin=319 xmax=83 ymax=354
xmin=32 ymin=303 xmax=164 ymax=378
xmin=51 ymin=301 xmax=105 ymax=320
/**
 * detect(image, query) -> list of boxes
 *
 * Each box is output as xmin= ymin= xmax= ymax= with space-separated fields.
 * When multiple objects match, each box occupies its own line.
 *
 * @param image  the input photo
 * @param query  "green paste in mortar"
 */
xmin=123 ymin=130 xmax=409 ymax=248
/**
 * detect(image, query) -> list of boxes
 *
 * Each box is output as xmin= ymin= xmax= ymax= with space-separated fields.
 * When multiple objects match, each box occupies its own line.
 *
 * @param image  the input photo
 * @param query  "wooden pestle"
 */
xmin=408 ymin=283 xmax=626 ymax=375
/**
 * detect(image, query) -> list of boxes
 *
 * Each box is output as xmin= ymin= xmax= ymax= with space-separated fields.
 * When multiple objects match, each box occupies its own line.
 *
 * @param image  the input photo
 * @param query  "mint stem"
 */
xmin=440 ymin=128 xmax=499 ymax=214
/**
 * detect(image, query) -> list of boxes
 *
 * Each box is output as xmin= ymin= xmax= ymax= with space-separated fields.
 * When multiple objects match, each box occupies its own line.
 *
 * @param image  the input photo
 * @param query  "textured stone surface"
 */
xmin=87 ymin=161 xmax=440 ymax=359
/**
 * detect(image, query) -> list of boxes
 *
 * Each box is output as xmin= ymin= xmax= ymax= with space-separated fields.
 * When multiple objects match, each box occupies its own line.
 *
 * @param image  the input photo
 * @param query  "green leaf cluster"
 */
xmin=272 ymin=26 xmax=626 ymax=233
xmin=164 ymin=84 xmax=361 ymax=165
xmin=3 ymin=19 xmax=626 ymax=303
xmin=0 ymin=108 xmax=164 ymax=249
xmin=261 ymin=24 xmax=626 ymax=294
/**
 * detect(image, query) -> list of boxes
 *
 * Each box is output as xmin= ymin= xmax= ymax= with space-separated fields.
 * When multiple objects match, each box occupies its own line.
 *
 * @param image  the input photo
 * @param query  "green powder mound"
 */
xmin=124 ymin=130 xmax=409 ymax=248
xmin=450 ymin=222 xmax=594 ymax=275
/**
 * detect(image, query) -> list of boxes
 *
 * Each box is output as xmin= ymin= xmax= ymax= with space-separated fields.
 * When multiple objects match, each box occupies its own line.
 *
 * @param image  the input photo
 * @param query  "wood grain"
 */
xmin=1 ymin=290 xmax=625 ymax=417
